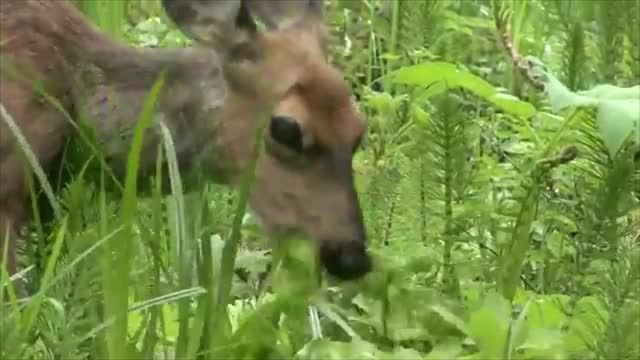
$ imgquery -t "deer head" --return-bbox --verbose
[161,0,372,280]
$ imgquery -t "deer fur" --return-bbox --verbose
[0,0,372,287]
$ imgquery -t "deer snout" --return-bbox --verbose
[319,240,372,280]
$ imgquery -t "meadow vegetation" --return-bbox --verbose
[1,0,639,359]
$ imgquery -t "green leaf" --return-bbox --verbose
[296,339,379,360]
[564,296,609,354]
[430,304,470,336]
[388,62,537,118]
[524,295,571,330]
[468,291,511,359]
[424,340,464,360]
[517,328,566,359]
[296,339,422,360]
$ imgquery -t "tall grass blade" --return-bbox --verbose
[158,121,193,358]
[0,103,62,220]
[102,70,167,359]
[210,111,271,353]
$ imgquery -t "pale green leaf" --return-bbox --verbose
[527,56,639,155]
[596,99,640,156]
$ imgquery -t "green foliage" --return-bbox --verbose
[2,0,639,359]
[389,62,537,118]
[74,0,127,40]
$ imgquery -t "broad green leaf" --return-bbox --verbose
[517,328,566,359]
[424,340,464,360]
[564,296,609,354]
[296,339,379,360]
[525,295,571,329]
[386,347,424,360]
[296,339,423,360]
[468,291,512,359]
[430,304,470,336]
[389,62,537,118]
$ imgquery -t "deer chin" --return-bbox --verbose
[246,206,308,241]
[245,207,265,228]
[247,208,284,235]
[247,205,372,281]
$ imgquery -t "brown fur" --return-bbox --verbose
[0,0,371,287]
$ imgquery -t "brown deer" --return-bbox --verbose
[0,0,372,289]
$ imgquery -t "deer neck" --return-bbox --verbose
[69,45,242,189]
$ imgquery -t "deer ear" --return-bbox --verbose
[161,0,325,66]
[161,1,324,47]
[161,0,257,49]
[243,0,324,29]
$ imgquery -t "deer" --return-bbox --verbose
[0,0,372,292]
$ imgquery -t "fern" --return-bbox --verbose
[594,1,627,83]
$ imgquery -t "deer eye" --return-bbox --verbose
[270,116,303,152]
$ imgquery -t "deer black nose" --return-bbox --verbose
[319,241,372,280]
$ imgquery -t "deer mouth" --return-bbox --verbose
[319,241,372,280]
[246,207,371,281]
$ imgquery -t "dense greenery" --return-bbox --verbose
[1,0,639,359]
